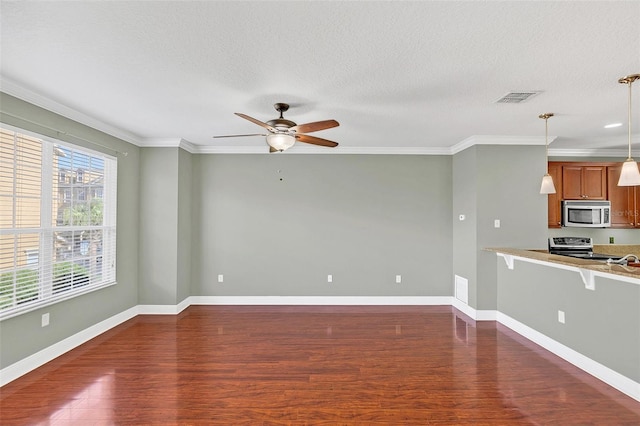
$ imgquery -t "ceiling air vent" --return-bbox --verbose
[495,91,542,104]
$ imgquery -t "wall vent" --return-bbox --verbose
[495,91,542,104]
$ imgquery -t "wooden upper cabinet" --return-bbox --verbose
[629,186,640,228]
[561,164,606,200]
[547,162,563,228]
[582,166,607,199]
[607,164,638,228]
[561,165,583,199]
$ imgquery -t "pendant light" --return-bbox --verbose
[539,113,556,194]
[617,74,640,186]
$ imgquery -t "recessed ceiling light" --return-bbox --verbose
[604,122,623,128]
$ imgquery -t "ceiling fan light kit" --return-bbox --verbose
[266,134,296,152]
[617,74,640,186]
[213,103,339,152]
[539,113,556,194]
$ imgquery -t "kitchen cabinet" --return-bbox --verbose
[547,162,563,228]
[607,164,640,228]
[561,164,607,200]
[547,161,622,228]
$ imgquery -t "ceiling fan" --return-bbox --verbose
[213,103,339,152]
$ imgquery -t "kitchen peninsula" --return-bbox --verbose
[487,246,640,402]
[488,246,640,280]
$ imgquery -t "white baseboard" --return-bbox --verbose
[0,306,138,387]
[497,312,640,402]
[188,295,453,306]
[451,298,497,321]
[137,297,191,315]
[3,296,638,403]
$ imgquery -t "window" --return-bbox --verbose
[0,127,117,320]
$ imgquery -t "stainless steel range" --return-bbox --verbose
[548,237,623,261]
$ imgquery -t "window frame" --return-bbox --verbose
[0,125,118,321]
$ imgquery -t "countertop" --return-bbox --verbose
[485,247,640,280]
[592,244,640,257]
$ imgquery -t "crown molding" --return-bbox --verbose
[450,135,554,155]
[195,145,269,154]
[138,138,183,148]
[3,77,630,157]
[548,148,630,157]
[190,144,452,155]
[0,76,142,145]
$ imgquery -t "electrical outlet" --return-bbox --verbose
[41,313,50,327]
[327,274,333,283]
[494,219,501,228]
[558,310,565,324]
[217,274,224,283]
[396,275,402,283]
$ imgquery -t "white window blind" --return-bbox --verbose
[0,127,117,320]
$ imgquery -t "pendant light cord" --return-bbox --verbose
[539,112,553,173]
[620,74,640,161]
[628,77,633,160]
[545,116,550,172]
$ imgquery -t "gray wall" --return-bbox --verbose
[453,145,548,310]
[497,258,640,382]
[0,93,140,369]
[548,227,640,245]
[139,147,179,304]
[177,149,192,303]
[138,147,193,305]
[452,147,479,305]
[192,154,453,297]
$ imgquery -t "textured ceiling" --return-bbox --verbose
[1,1,639,154]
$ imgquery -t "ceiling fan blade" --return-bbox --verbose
[235,113,276,132]
[212,133,266,139]
[290,119,339,133]
[295,134,339,148]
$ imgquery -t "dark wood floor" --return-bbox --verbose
[1,305,639,425]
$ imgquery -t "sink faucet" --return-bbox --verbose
[606,254,640,265]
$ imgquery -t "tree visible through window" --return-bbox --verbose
[0,127,117,319]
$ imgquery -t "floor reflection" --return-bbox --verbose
[42,372,115,425]
[0,306,638,424]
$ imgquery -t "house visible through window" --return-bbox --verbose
[24,249,39,266]
[0,126,117,320]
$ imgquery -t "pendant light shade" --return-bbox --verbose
[618,158,640,186]
[539,113,556,194]
[617,74,640,186]
[540,174,556,194]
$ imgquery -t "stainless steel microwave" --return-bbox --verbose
[562,200,611,227]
